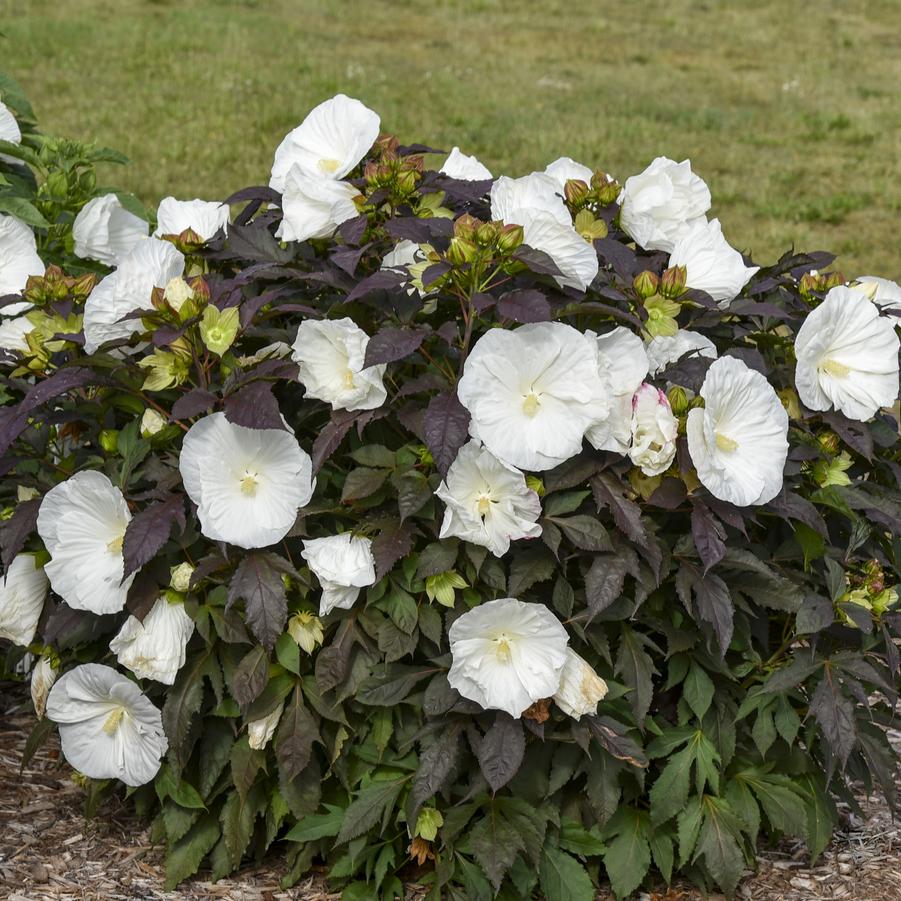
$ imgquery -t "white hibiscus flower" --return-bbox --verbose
[0,314,35,357]
[381,239,428,296]
[629,383,678,476]
[668,218,759,307]
[436,440,542,557]
[37,471,134,615]
[276,167,360,243]
[687,356,789,506]
[440,147,493,181]
[73,194,149,266]
[109,596,195,685]
[0,214,44,313]
[0,99,22,148]
[179,412,315,549]
[586,327,649,453]
[447,597,569,718]
[553,649,608,719]
[291,317,387,411]
[794,286,899,421]
[544,156,593,190]
[457,322,610,471]
[301,533,377,616]
[852,275,901,311]
[490,172,570,225]
[30,655,57,719]
[618,156,711,253]
[154,197,229,241]
[270,94,380,192]
[46,663,168,787]
[83,237,185,354]
[248,702,284,750]
[0,553,49,647]
[646,329,718,377]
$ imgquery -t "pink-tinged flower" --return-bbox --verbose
[629,383,678,476]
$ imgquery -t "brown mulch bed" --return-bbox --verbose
[1,684,899,900]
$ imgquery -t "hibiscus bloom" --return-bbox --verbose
[668,218,759,307]
[37,471,134,615]
[440,147,493,181]
[0,553,49,647]
[270,94,380,192]
[31,655,57,719]
[179,413,315,549]
[795,286,900,421]
[0,99,21,148]
[301,533,377,616]
[83,237,184,353]
[553,649,608,719]
[629,383,678,476]
[0,214,44,312]
[0,314,35,355]
[490,172,570,225]
[154,197,229,241]
[544,156,593,190]
[381,239,429,296]
[46,663,168,786]
[687,356,788,506]
[852,275,901,312]
[457,322,610,471]
[645,329,717,377]
[447,598,569,718]
[291,317,387,411]
[618,156,711,253]
[109,596,195,685]
[276,167,360,243]
[73,194,149,266]
[586,327,649,453]
[436,440,542,557]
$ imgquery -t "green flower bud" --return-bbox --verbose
[497,223,525,253]
[633,270,660,300]
[140,408,168,438]
[99,429,119,454]
[446,236,478,266]
[476,222,499,247]
[564,178,591,207]
[666,385,689,415]
[822,270,845,291]
[659,265,687,300]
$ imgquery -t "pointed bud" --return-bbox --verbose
[397,169,418,194]
[633,270,660,300]
[666,385,689,415]
[446,236,477,266]
[564,178,590,207]
[822,271,845,291]
[659,265,687,299]
[817,431,840,455]
[71,272,98,299]
[798,272,820,299]
[497,223,524,253]
[476,222,499,247]
[453,214,481,240]
[99,429,119,454]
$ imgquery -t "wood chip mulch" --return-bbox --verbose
[1,684,899,901]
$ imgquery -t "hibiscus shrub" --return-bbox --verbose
[2,82,900,900]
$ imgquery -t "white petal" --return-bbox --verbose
[516,208,599,291]
[543,156,593,190]
[0,214,44,301]
[553,649,607,719]
[645,330,717,376]
[73,194,149,266]
[276,170,360,243]
[490,172,570,226]
[154,197,229,241]
[0,554,49,646]
[440,147,492,181]
[0,315,35,354]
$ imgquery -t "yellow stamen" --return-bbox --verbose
[343,369,356,389]
[107,534,124,554]
[240,472,259,496]
[476,495,492,517]
[102,707,125,735]
[522,393,541,417]
[495,636,512,662]
[319,158,341,174]
[715,432,739,452]
[820,358,851,378]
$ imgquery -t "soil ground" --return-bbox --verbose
[1,686,899,901]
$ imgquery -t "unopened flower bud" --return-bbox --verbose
[659,265,687,299]
[446,236,477,266]
[777,387,802,420]
[71,272,97,299]
[453,214,480,240]
[396,169,418,194]
[17,485,40,502]
[170,562,195,592]
[164,276,194,312]
[476,222,499,247]
[666,385,689,415]
[817,431,840,455]
[564,178,590,207]
[99,429,119,454]
[30,656,57,719]
[247,702,283,750]
[497,223,524,252]
[822,271,845,291]
[633,270,660,300]
[798,272,820,299]
[288,611,325,654]
[140,408,168,438]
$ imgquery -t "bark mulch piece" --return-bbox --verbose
[1,684,899,900]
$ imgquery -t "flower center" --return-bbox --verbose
[319,158,341,174]
[820,358,850,378]
[522,392,541,417]
[715,431,739,452]
[342,368,356,390]
[102,707,127,735]
[494,634,513,662]
[240,470,260,496]
[476,493,493,517]
[107,534,124,554]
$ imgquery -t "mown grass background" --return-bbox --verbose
[2,0,900,276]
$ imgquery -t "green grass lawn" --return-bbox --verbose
[3,0,900,276]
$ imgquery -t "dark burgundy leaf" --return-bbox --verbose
[768,490,828,537]
[171,388,217,421]
[594,237,637,280]
[224,186,282,207]
[822,412,874,461]
[691,502,726,573]
[585,554,628,619]
[422,391,470,477]
[230,645,270,710]
[385,216,454,243]
[363,326,430,368]
[227,552,294,650]
[331,244,368,275]
[409,723,462,820]
[125,569,163,622]
[315,618,357,693]
[496,289,552,323]
[809,671,856,769]
[344,269,407,303]
[43,604,117,649]
[338,215,367,246]
[591,472,648,547]
[224,381,286,431]
[276,684,320,782]
[477,714,525,792]
[122,495,186,580]
[512,245,563,278]
[371,520,416,580]
[311,410,359,472]
[647,478,687,510]
[585,715,648,768]
[0,497,40,566]
[225,222,293,264]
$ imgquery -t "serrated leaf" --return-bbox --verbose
[422,391,470,477]
[496,289,552,323]
[410,724,462,820]
[228,552,293,650]
[602,809,651,898]
[162,650,210,772]
[695,797,745,896]
[507,548,556,596]
[336,777,405,844]
[363,325,430,367]
[550,514,612,552]
[230,645,269,710]
[809,671,856,768]
[470,802,525,892]
[585,554,628,618]
[122,494,185,579]
[478,713,525,792]
[164,812,220,890]
[614,626,656,726]
[224,381,285,431]
[220,784,267,869]
[276,684,319,782]
[539,846,595,901]
[341,466,390,502]
[684,662,715,720]
[649,744,693,826]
